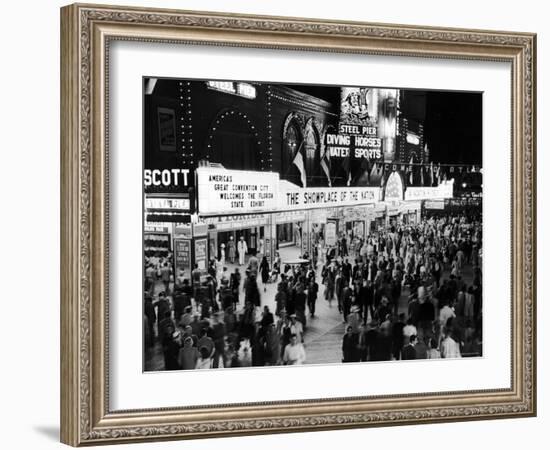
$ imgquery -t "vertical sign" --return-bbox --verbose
[157,107,177,152]
[325,219,338,247]
[174,239,191,277]
[194,238,207,270]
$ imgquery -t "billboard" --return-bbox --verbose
[340,87,379,127]
[324,87,398,177]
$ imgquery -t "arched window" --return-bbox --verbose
[304,124,321,186]
[207,111,260,171]
[282,121,302,185]
[384,171,404,201]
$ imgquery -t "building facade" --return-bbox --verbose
[143,79,455,277]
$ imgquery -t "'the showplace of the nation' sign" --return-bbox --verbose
[279,182,381,211]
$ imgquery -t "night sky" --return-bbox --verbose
[423,91,482,165]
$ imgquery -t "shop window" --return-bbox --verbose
[277,223,294,244]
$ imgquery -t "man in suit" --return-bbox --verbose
[341,285,353,322]
[238,236,248,266]
[359,278,374,323]
[414,335,429,359]
[342,326,359,362]
[260,305,274,335]
[402,334,418,360]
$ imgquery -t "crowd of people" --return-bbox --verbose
[334,214,483,362]
[143,213,483,371]
[144,248,317,369]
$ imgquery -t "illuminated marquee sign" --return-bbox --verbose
[206,81,256,99]
[424,200,446,210]
[280,182,381,211]
[197,167,278,215]
[197,168,383,216]
[325,87,398,162]
[145,197,190,210]
[405,180,454,201]
[325,127,382,160]
[144,169,190,187]
[144,224,171,233]
[203,214,269,230]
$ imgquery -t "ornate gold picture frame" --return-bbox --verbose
[60,3,536,446]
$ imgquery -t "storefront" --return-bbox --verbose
[341,206,370,239]
[276,223,293,245]
[275,211,306,247]
[173,223,208,275]
[400,201,422,224]
[143,79,460,284]
[144,223,172,258]
[370,203,387,231]
[424,196,481,217]
[142,216,209,280]
[309,209,328,244]
[203,214,269,259]
[386,202,401,227]
[144,166,454,277]
[194,166,385,261]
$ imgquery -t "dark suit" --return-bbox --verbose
[402,344,417,360]
[359,285,374,320]
[414,341,428,359]
[342,333,359,362]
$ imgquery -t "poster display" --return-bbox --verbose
[174,239,191,276]
[194,238,208,270]
[325,219,338,247]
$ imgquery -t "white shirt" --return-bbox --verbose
[403,324,417,338]
[439,306,456,326]
[238,240,248,253]
[283,343,306,365]
[441,337,462,359]
[195,357,212,370]
[290,321,304,342]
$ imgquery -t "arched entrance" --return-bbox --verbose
[205,109,261,171]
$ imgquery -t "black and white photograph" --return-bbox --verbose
[143,78,483,372]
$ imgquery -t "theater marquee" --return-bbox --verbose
[196,167,278,215]
[279,182,381,211]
